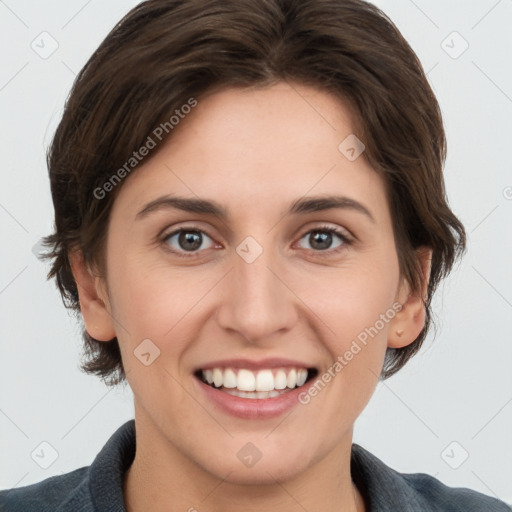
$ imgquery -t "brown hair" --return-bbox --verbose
[41,0,466,386]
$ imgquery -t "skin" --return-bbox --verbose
[70,81,431,512]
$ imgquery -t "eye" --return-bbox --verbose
[161,224,352,259]
[162,226,216,257]
[296,225,351,254]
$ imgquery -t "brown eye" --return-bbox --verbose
[162,227,215,256]
[296,226,351,253]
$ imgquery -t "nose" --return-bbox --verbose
[215,242,299,344]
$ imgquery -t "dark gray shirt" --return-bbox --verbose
[1,420,509,511]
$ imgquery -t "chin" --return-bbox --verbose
[195,445,314,485]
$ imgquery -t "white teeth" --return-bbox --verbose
[287,368,297,388]
[200,366,310,393]
[274,370,288,389]
[297,369,307,387]
[223,368,237,388]
[255,369,274,391]
[223,389,286,399]
[237,369,256,391]
[213,368,223,388]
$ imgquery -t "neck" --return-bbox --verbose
[123,415,366,512]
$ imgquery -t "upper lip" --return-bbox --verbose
[194,358,317,372]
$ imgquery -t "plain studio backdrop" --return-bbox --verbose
[1,0,511,505]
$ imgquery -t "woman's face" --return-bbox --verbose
[90,82,418,482]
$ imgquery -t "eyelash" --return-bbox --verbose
[160,224,353,259]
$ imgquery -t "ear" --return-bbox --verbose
[387,247,432,349]
[68,249,116,342]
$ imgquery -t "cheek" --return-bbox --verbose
[298,253,399,353]
[107,254,212,354]
[300,274,398,431]
[298,254,400,418]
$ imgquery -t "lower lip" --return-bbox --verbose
[195,377,308,419]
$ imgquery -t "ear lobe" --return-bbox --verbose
[387,247,432,349]
[68,249,116,342]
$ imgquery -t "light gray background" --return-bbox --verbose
[1,0,511,505]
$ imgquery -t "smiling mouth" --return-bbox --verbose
[195,366,318,399]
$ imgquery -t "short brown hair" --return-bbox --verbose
[41,0,466,386]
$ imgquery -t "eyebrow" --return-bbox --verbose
[135,194,375,223]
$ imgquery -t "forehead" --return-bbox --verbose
[112,82,389,225]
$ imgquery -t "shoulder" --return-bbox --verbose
[0,420,136,512]
[0,467,91,512]
[401,471,511,511]
[351,443,511,511]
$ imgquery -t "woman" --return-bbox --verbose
[1,0,509,510]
